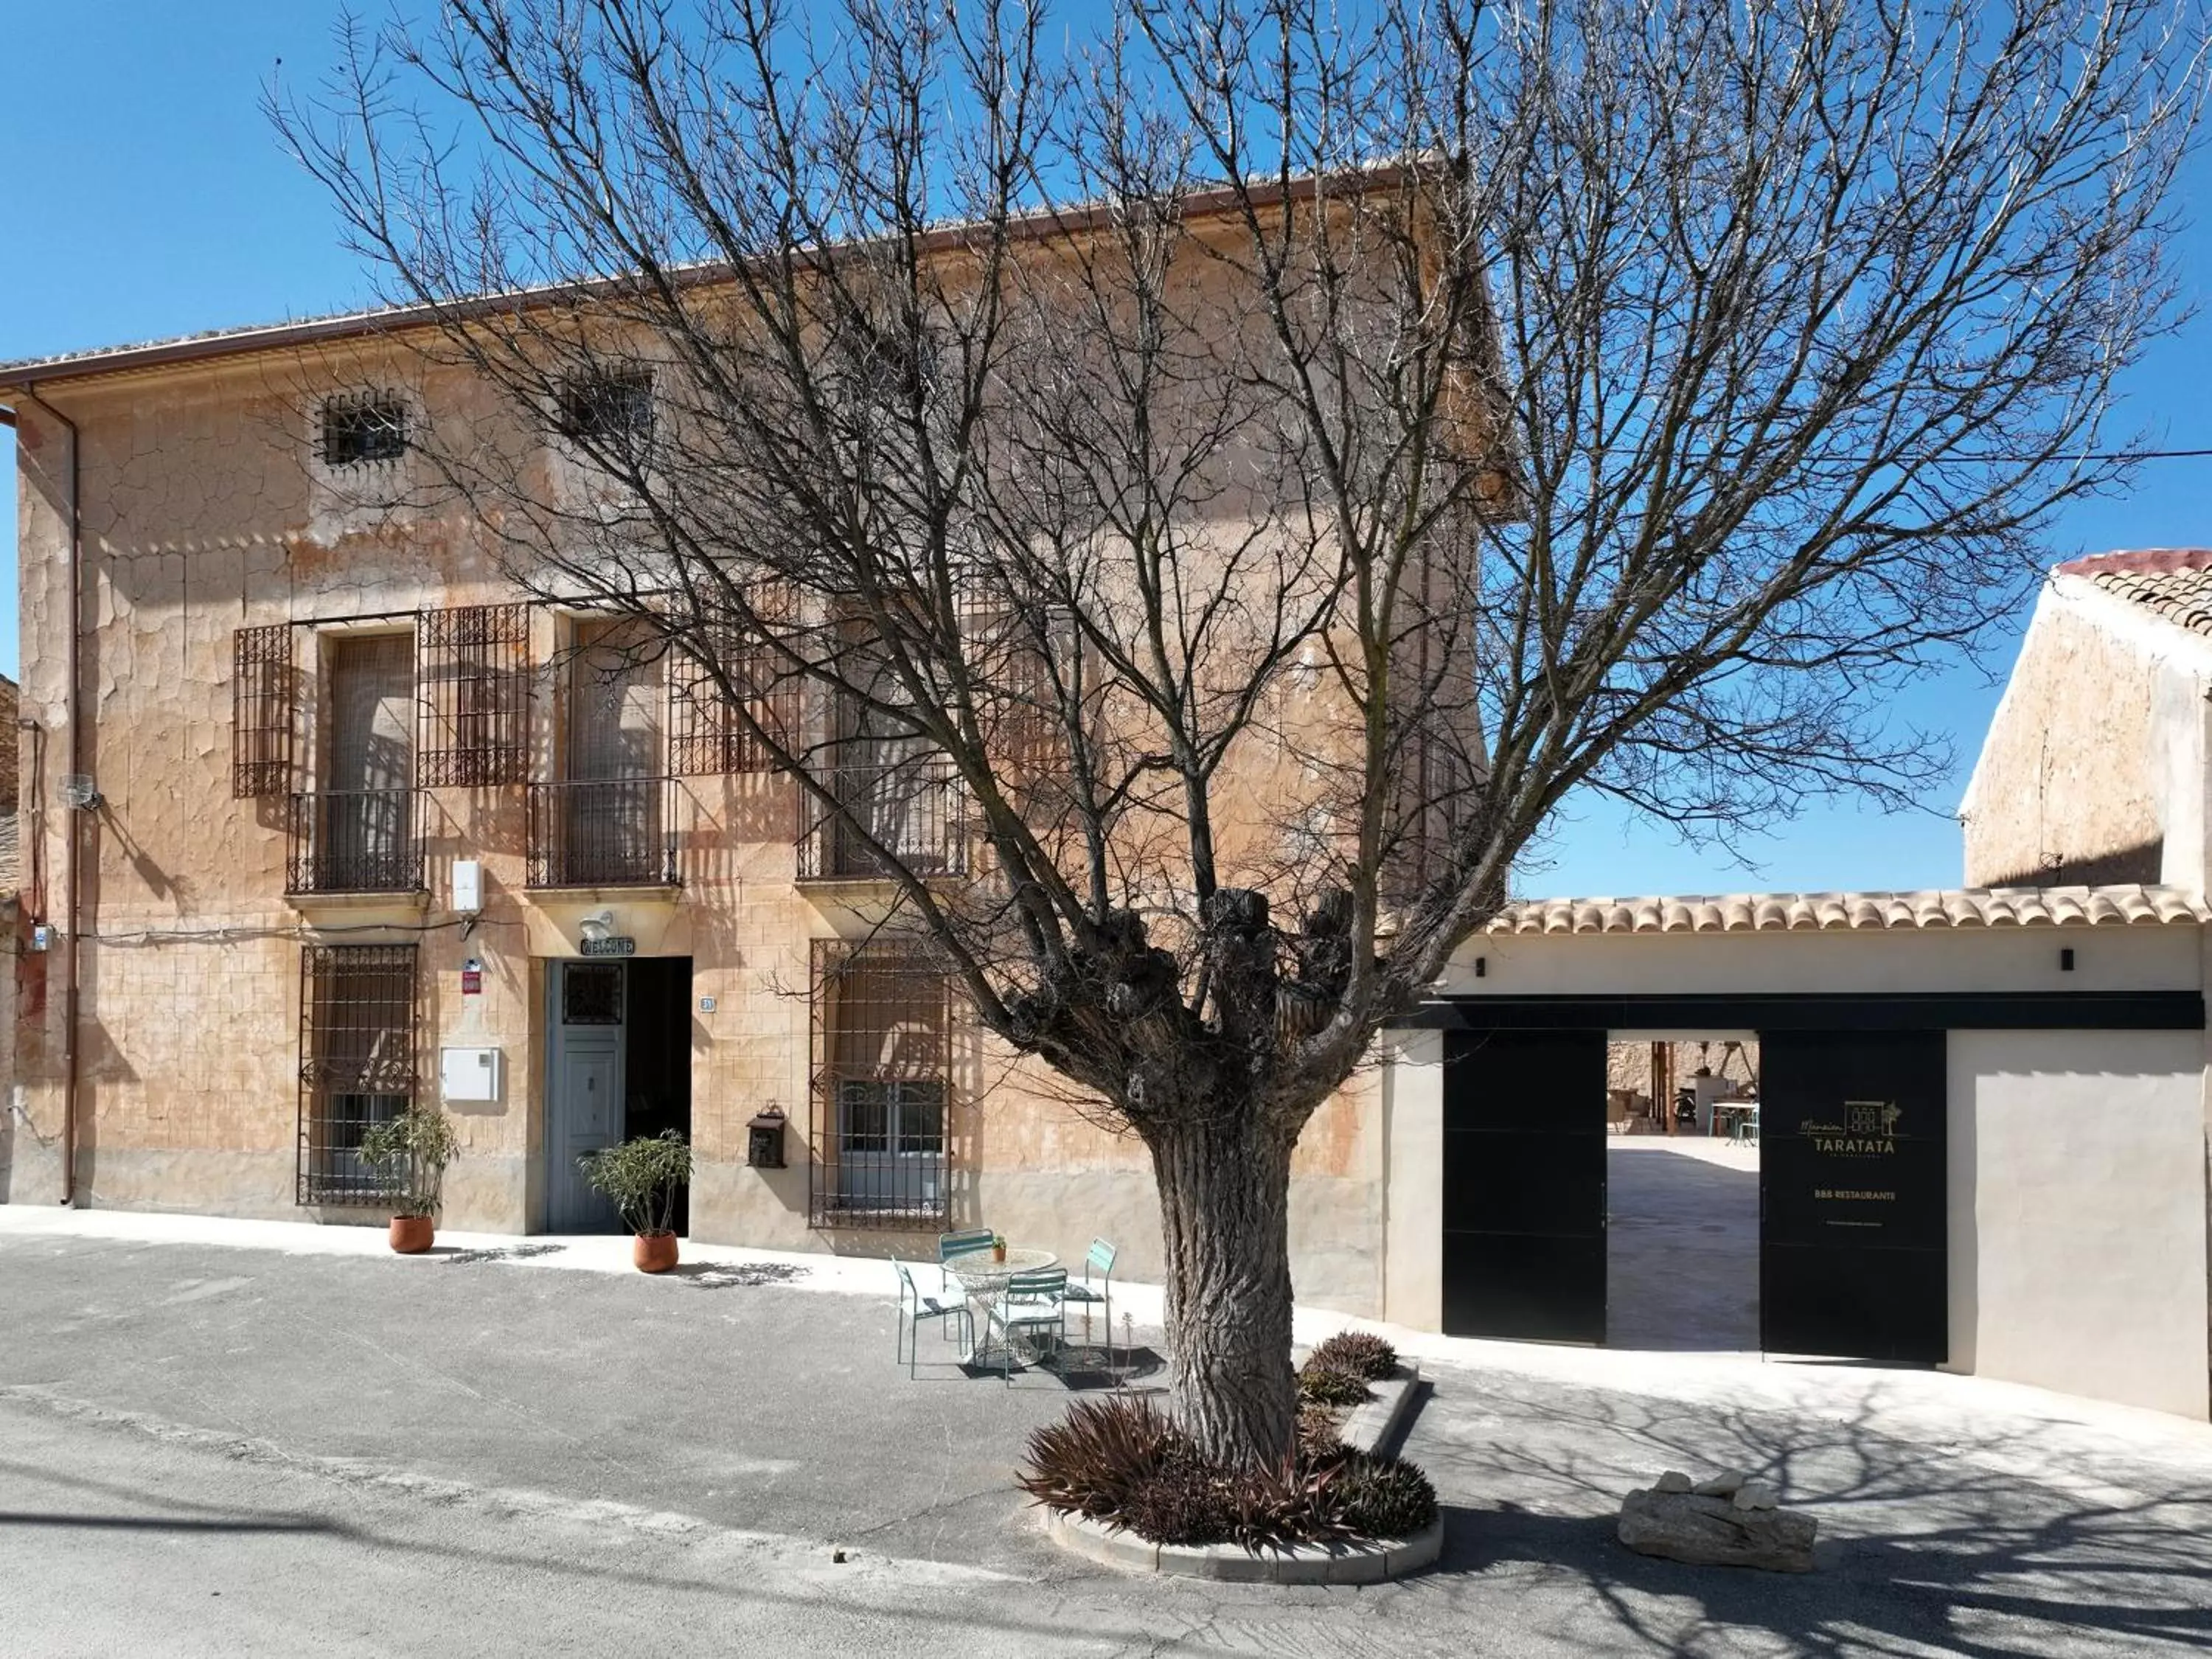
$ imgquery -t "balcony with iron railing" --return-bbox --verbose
[287,789,428,897]
[526,776,681,889]
[796,757,967,883]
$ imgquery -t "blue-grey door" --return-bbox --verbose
[546,961,626,1232]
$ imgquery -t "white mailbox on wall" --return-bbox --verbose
[440,1046,501,1103]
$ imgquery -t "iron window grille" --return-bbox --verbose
[808,937,953,1231]
[554,369,655,459]
[669,605,799,776]
[286,787,426,895]
[320,392,409,467]
[960,600,1081,772]
[298,943,418,1206]
[232,625,296,799]
[526,776,681,888]
[418,603,533,786]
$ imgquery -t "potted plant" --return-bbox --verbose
[579,1130,693,1272]
[358,1102,462,1254]
[992,1231,1007,1265]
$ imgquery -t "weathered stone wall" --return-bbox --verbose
[1961,591,2198,890]
[4,344,1392,1315]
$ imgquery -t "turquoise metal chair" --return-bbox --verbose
[987,1267,1067,1383]
[936,1227,997,1312]
[894,1260,973,1377]
[1060,1237,1116,1360]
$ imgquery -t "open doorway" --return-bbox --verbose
[543,956,695,1234]
[1604,1036,1761,1350]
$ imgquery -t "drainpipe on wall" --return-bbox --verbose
[2,391,86,1206]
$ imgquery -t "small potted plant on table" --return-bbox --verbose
[358,1102,462,1254]
[580,1130,694,1273]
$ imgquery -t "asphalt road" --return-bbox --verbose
[4,1224,2211,1657]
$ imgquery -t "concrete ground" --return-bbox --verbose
[4,1209,2212,1657]
[1607,1138,1761,1352]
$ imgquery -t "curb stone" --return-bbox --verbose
[1338,1363,1422,1456]
[1046,1509,1444,1584]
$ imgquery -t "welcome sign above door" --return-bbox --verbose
[580,935,637,959]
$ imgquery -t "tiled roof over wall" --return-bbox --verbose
[1485,885,2208,936]
[2054,547,2212,638]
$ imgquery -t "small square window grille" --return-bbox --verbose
[554,369,655,451]
[320,393,408,467]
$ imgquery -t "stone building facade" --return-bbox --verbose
[0,291,1413,1311]
[1961,549,2212,891]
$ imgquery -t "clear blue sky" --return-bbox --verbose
[2,4,2207,896]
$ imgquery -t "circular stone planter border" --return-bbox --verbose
[1046,1508,1444,1584]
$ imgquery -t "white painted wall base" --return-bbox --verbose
[1947,1029,2210,1419]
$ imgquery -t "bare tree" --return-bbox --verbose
[275,0,2204,1466]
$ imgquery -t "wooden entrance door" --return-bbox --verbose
[546,961,627,1232]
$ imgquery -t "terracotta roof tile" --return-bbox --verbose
[1484,884,2208,936]
[2053,548,2212,638]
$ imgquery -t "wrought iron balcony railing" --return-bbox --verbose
[796,757,967,882]
[527,776,681,888]
[287,789,427,896]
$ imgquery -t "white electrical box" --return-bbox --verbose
[440,1046,501,1103]
[452,859,484,914]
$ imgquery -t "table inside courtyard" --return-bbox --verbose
[945,1248,1058,1366]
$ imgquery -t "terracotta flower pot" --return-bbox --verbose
[389,1214,435,1254]
[992,1243,1006,1264]
[633,1231,679,1273]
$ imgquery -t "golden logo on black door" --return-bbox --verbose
[1804,1101,1900,1155]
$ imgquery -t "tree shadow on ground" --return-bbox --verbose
[1413,1378,2212,1657]
[664,1260,810,1290]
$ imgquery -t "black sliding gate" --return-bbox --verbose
[1759,1030,1948,1362]
[1440,1029,1608,1344]
[1438,1020,1950,1360]
[1430,990,2203,1362]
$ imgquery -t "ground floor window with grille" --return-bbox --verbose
[810,939,952,1228]
[298,944,418,1205]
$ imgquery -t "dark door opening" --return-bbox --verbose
[543,956,695,1234]
[624,956,695,1237]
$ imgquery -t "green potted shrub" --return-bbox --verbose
[579,1130,693,1273]
[358,1102,462,1254]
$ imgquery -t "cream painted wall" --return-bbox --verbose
[1380,1029,1444,1330]
[1946,1029,2208,1418]
[1450,925,2202,1000]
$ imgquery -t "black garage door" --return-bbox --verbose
[1759,1029,1948,1363]
[1440,1029,1607,1343]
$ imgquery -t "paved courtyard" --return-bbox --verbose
[3,1210,2211,1657]
[1607,1138,1761,1352]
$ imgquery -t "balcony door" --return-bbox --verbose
[828,618,948,877]
[323,633,416,891]
[563,619,664,884]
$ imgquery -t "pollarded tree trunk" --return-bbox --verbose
[1150,1107,1300,1470]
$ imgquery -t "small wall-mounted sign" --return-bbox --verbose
[580,934,636,959]
[461,957,484,996]
[698,995,717,1014]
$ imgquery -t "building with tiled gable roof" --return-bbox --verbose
[1961,548,2212,890]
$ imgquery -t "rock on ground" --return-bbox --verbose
[1617,1486,1818,1573]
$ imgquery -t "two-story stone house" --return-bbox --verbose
[0,253,1419,1314]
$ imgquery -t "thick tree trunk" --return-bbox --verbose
[1150,1110,1299,1469]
